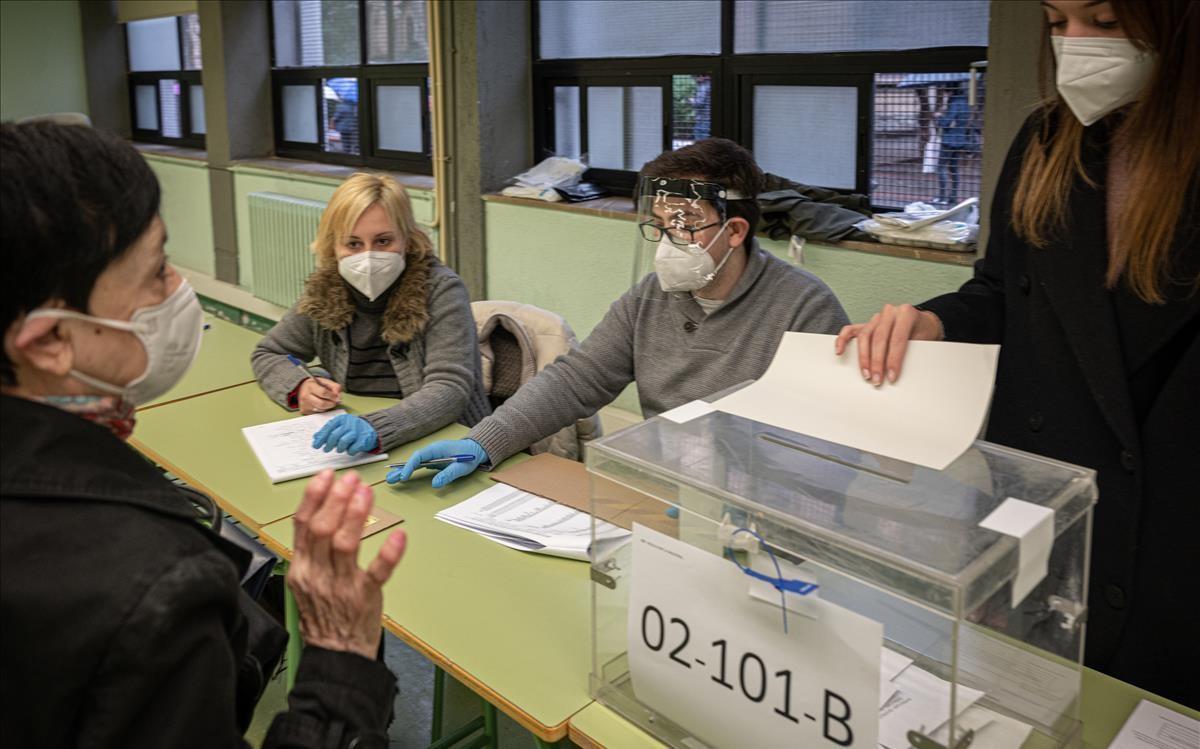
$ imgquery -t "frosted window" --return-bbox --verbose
[554,86,580,158]
[273,0,360,67]
[366,0,428,63]
[587,87,662,171]
[539,0,719,59]
[735,0,988,53]
[127,16,180,72]
[190,85,206,135]
[282,85,318,143]
[376,85,423,152]
[135,85,158,131]
[753,85,858,189]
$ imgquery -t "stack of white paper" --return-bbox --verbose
[242,409,389,483]
[436,483,631,561]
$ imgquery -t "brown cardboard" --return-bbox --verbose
[491,453,678,536]
[361,506,404,539]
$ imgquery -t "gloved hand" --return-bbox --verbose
[386,439,489,489]
[312,413,378,455]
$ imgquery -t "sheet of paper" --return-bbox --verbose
[659,399,716,424]
[710,332,999,470]
[1109,699,1200,749]
[978,497,1055,606]
[877,665,985,749]
[955,623,1079,731]
[628,523,882,749]
[241,409,389,483]
[435,483,629,561]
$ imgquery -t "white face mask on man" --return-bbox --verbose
[654,221,738,292]
[338,250,406,301]
[24,279,204,405]
[1051,36,1156,126]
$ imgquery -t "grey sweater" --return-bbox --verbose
[469,243,849,465]
[252,253,491,451]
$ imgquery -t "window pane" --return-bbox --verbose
[272,0,361,68]
[366,0,428,63]
[282,84,318,143]
[324,77,359,154]
[159,79,183,138]
[586,87,662,171]
[190,84,207,135]
[539,0,720,59]
[135,85,158,131]
[672,74,711,149]
[181,13,202,70]
[754,85,858,189]
[376,85,422,152]
[127,16,180,72]
[873,73,985,209]
[553,86,580,158]
[734,0,989,53]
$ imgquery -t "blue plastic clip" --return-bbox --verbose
[725,527,819,634]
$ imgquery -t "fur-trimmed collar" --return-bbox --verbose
[298,249,435,344]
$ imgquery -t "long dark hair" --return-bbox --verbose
[1011,0,1199,303]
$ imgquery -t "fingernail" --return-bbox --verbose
[887,369,897,383]
[862,369,871,380]
[871,374,882,387]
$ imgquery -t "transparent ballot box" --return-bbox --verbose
[587,407,1096,749]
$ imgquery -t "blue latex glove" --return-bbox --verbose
[386,439,489,488]
[311,413,378,455]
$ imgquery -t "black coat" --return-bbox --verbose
[0,395,398,747]
[921,115,1199,706]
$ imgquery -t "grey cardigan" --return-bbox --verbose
[251,250,491,451]
[468,241,849,465]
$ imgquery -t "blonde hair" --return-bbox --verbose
[311,173,432,267]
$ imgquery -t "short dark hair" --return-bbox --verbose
[0,122,160,385]
[637,138,765,235]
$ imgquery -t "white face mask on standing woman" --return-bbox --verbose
[338,250,406,301]
[24,279,205,405]
[1051,36,1156,126]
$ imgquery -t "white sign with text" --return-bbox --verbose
[628,524,883,749]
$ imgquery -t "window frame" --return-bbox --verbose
[530,0,986,206]
[268,0,433,175]
[125,15,205,148]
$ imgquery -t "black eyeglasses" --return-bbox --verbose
[638,220,723,247]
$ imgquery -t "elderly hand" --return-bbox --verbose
[286,470,406,660]
[298,376,342,414]
[833,303,944,386]
[312,413,378,455]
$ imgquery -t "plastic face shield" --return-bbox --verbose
[633,176,743,287]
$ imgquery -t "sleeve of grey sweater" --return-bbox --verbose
[361,274,481,451]
[468,291,638,466]
[787,270,850,333]
[250,307,318,409]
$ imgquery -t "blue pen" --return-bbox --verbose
[286,354,319,382]
[387,455,477,470]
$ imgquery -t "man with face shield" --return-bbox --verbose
[388,138,849,488]
[1,122,405,747]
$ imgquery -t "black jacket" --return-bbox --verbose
[921,114,1199,706]
[0,395,398,747]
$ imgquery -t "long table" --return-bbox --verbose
[256,454,595,745]
[139,315,262,409]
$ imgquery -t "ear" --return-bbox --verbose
[10,315,74,378]
[726,216,752,249]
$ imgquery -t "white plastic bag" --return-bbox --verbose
[922,131,942,174]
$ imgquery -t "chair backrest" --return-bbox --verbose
[471,300,602,461]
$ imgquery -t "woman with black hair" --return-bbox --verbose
[0,121,405,747]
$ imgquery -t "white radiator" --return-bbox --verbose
[247,191,325,308]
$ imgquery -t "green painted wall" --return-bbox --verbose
[145,155,215,275]
[0,0,89,121]
[483,201,973,413]
[230,167,435,293]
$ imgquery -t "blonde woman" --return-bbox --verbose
[252,173,490,454]
[836,0,1197,703]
